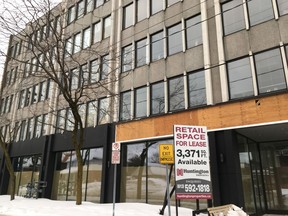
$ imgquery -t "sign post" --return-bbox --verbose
[111,142,121,216]
[159,144,174,216]
[173,125,212,200]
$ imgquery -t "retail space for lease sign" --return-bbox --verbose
[173,125,212,200]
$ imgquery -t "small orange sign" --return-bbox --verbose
[159,144,174,164]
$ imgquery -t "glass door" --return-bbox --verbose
[238,135,265,215]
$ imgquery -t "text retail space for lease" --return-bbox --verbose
[173,125,212,200]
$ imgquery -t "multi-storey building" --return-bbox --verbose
[0,0,288,215]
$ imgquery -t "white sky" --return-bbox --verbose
[0,195,193,216]
[0,0,61,84]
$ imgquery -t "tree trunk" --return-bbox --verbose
[0,141,16,200]
[75,147,83,205]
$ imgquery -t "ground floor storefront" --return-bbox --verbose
[0,95,288,215]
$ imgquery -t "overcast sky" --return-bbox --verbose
[0,0,61,84]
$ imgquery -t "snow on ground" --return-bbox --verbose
[0,195,192,216]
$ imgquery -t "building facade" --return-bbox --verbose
[0,0,288,215]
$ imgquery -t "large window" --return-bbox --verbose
[248,0,274,26]
[137,0,147,22]
[151,82,165,115]
[98,98,109,125]
[123,4,134,29]
[100,55,109,80]
[95,0,104,8]
[103,16,111,38]
[93,22,101,43]
[73,33,81,54]
[136,38,147,67]
[222,0,245,35]
[52,148,103,203]
[86,100,97,127]
[82,27,91,49]
[228,58,254,99]
[120,140,174,204]
[151,0,162,15]
[254,48,286,94]
[151,31,164,61]
[188,70,206,106]
[77,0,85,19]
[90,59,100,83]
[122,44,133,72]
[167,23,183,55]
[67,6,76,25]
[278,0,288,16]
[186,15,202,48]
[120,91,131,121]
[168,76,184,111]
[135,87,147,118]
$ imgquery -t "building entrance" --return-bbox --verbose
[237,132,288,215]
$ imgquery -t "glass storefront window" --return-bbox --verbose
[52,148,103,203]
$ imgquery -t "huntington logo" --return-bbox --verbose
[177,168,184,176]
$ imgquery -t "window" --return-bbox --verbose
[32,84,39,104]
[80,63,89,86]
[120,91,131,121]
[248,0,274,26]
[137,0,147,22]
[24,61,31,77]
[254,48,286,94]
[151,31,164,61]
[167,23,183,55]
[186,15,202,48]
[18,90,25,109]
[27,118,34,140]
[169,76,184,111]
[83,27,91,49]
[227,58,254,99]
[25,87,32,107]
[101,55,109,79]
[87,0,94,13]
[95,0,104,8]
[188,70,206,106]
[123,4,134,29]
[136,38,147,67]
[56,109,66,133]
[103,16,111,38]
[86,101,97,127]
[39,81,48,101]
[66,108,74,131]
[122,44,133,72]
[34,115,43,138]
[167,0,180,6]
[93,22,101,43]
[278,0,288,16]
[90,59,100,83]
[151,82,165,115]
[65,37,73,58]
[71,68,79,90]
[31,57,37,75]
[98,98,109,125]
[135,87,147,118]
[151,0,162,15]
[222,0,245,35]
[73,33,81,54]
[67,6,76,24]
[19,120,27,141]
[42,114,49,136]
[77,0,85,19]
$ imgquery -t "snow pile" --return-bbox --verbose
[0,196,192,216]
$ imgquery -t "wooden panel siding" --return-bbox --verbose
[116,93,288,141]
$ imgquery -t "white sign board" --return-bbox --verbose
[111,142,121,164]
[174,125,212,199]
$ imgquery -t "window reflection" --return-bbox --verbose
[52,148,103,203]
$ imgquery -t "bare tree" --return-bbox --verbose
[0,0,128,205]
